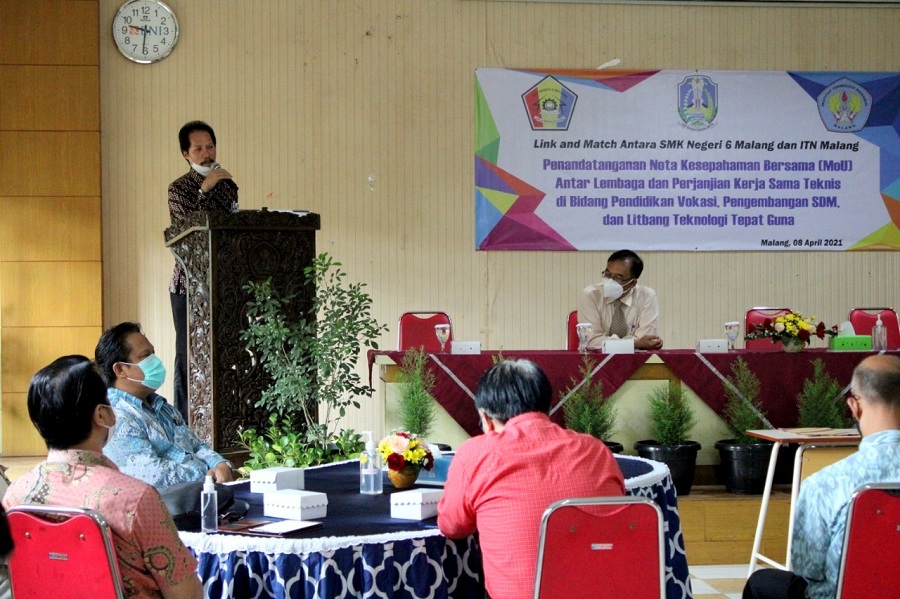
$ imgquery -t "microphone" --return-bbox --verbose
[211,162,222,170]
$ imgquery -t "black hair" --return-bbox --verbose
[475,359,552,423]
[95,322,142,386]
[28,355,107,450]
[607,249,644,279]
[178,120,217,153]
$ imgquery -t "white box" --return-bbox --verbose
[450,340,481,355]
[390,489,444,520]
[250,467,305,494]
[602,338,635,354]
[264,489,328,520]
[696,339,729,353]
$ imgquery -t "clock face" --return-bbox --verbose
[112,0,179,64]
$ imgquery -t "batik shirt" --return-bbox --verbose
[167,168,238,294]
[791,429,900,599]
[2,449,198,598]
[104,387,228,489]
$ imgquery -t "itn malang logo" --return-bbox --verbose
[678,74,718,131]
[522,76,577,131]
[817,78,872,133]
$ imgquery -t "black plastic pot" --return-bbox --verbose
[715,439,774,494]
[604,441,624,454]
[634,440,701,496]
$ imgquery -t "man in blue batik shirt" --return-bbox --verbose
[95,322,235,488]
[744,354,900,599]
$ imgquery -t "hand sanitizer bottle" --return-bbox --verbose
[872,315,887,351]
[360,431,383,495]
[201,475,218,533]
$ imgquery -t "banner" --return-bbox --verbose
[474,69,900,251]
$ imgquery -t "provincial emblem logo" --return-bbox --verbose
[678,74,718,131]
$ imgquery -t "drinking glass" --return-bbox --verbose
[724,321,741,351]
[434,324,451,353]
[576,323,593,353]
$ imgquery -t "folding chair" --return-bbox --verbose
[397,311,452,353]
[836,483,900,598]
[745,307,792,350]
[7,505,126,599]
[848,307,900,349]
[566,310,579,351]
[534,496,664,599]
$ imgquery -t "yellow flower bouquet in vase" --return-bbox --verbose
[745,312,837,352]
[377,431,435,489]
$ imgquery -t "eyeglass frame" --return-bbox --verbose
[602,269,635,286]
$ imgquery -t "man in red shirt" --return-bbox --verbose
[438,359,626,599]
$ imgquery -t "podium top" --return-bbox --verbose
[165,209,320,245]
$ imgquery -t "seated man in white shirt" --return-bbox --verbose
[578,249,663,351]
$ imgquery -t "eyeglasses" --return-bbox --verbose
[602,269,634,285]
[847,391,861,404]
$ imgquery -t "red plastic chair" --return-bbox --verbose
[397,311,452,353]
[848,307,900,350]
[534,496,664,599]
[835,483,900,598]
[566,310,580,351]
[745,307,792,350]
[7,505,126,599]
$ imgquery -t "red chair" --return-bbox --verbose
[848,307,900,349]
[397,311,452,353]
[835,483,900,598]
[566,310,579,351]
[745,307,792,350]
[534,496,664,599]
[7,505,126,599]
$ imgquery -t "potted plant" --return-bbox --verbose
[797,358,850,429]
[237,253,388,471]
[635,383,700,496]
[561,356,621,453]
[715,357,772,494]
[396,347,438,439]
[746,311,837,352]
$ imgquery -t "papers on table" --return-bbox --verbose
[778,427,860,438]
[246,520,322,535]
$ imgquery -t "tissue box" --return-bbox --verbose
[390,489,444,520]
[829,335,873,351]
[264,489,328,520]
[450,341,481,355]
[417,455,453,486]
[696,339,728,353]
[250,467,305,494]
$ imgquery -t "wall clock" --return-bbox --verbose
[112,0,179,64]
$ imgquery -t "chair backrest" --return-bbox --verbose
[7,505,126,599]
[566,310,580,351]
[534,496,664,599]
[836,483,900,598]
[745,307,792,350]
[848,307,900,349]
[397,311,452,352]
[796,443,858,484]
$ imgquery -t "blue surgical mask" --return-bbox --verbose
[124,354,166,391]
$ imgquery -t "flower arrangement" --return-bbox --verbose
[377,431,435,472]
[745,312,837,346]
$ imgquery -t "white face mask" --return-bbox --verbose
[190,162,213,177]
[99,405,117,446]
[602,277,625,300]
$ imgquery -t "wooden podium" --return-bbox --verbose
[165,209,320,457]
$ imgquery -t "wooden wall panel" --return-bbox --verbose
[0,66,100,130]
[0,0,98,65]
[0,263,101,327]
[0,198,101,261]
[1,392,44,455]
[0,326,102,392]
[0,132,100,196]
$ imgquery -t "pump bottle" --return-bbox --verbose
[360,431,383,494]
[201,475,218,533]
[872,315,887,351]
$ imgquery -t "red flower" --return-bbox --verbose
[798,328,811,342]
[386,453,406,471]
[815,321,827,339]
[395,432,410,439]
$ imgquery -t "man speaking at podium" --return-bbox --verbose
[168,120,239,421]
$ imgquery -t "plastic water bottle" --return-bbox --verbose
[201,475,218,533]
[360,431,383,495]
[872,316,887,351]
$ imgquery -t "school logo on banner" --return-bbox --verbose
[817,78,872,132]
[677,74,718,131]
[521,76,577,131]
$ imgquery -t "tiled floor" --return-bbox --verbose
[690,564,748,599]
[4,454,753,597]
